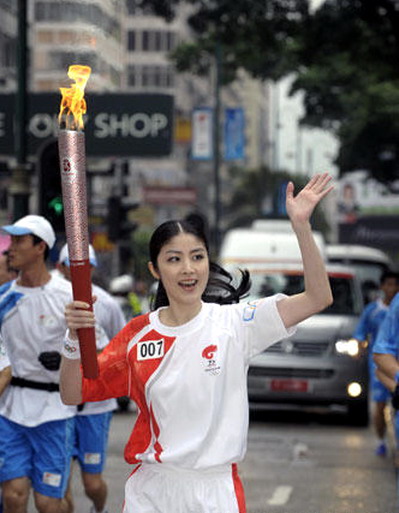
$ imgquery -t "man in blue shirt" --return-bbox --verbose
[353,271,399,456]
[374,279,399,466]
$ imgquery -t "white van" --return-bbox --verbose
[326,244,392,285]
[219,220,326,271]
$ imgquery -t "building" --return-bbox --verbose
[30,0,123,92]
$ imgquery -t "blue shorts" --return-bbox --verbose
[74,412,112,474]
[371,379,390,403]
[370,361,390,403]
[0,416,74,498]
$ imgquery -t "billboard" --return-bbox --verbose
[337,170,399,251]
[0,93,174,157]
[191,107,213,160]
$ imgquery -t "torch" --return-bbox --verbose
[58,65,98,379]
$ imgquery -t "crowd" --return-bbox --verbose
[2,171,399,512]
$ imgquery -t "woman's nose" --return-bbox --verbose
[182,258,194,272]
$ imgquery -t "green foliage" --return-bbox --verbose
[146,0,399,183]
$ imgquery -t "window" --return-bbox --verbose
[140,30,177,52]
[127,65,137,87]
[34,2,120,39]
[142,30,150,51]
[127,30,135,51]
[37,30,54,44]
[49,50,98,71]
[166,31,176,51]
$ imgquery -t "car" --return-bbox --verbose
[246,264,369,425]
[326,244,392,302]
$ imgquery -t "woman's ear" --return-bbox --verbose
[148,261,160,280]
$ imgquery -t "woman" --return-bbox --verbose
[60,173,333,513]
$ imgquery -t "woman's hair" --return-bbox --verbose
[149,214,251,310]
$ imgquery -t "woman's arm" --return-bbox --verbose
[277,173,334,328]
[60,300,95,405]
[374,353,399,386]
[0,366,11,397]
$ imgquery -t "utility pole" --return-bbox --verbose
[11,0,30,220]
[213,42,222,255]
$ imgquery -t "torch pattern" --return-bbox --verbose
[58,130,90,262]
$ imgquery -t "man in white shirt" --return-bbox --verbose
[57,243,125,513]
[0,215,75,513]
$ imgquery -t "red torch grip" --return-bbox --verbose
[69,259,98,379]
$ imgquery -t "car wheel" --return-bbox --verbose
[347,400,369,426]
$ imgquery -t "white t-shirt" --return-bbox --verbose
[82,295,295,469]
[0,337,10,372]
[0,275,76,427]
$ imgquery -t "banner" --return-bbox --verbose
[224,107,245,161]
[0,93,174,157]
[191,108,213,160]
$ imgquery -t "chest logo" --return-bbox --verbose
[137,339,165,361]
[202,344,221,376]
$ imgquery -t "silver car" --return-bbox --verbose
[247,265,369,425]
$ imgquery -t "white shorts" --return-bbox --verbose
[123,463,246,513]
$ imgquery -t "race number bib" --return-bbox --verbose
[137,339,165,361]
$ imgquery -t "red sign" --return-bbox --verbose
[270,379,309,393]
[143,186,197,205]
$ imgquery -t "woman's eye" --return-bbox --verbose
[193,254,205,260]
[167,256,179,262]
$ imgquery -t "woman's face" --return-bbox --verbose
[149,232,209,308]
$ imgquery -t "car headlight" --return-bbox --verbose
[335,338,367,357]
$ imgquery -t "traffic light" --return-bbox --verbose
[38,140,65,233]
[107,195,138,242]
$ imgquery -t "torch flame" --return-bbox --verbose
[59,65,91,131]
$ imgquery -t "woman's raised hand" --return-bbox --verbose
[286,173,333,228]
[64,301,95,340]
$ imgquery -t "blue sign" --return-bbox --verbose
[224,108,245,161]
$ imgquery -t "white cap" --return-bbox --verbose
[58,243,97,267]
[1,215,56,249]
[109,274,134,294]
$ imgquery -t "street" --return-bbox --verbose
[28,406,398,513]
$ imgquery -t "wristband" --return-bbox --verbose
[61,331,81,360]
[395,371,399,384]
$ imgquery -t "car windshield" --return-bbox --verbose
[247,272,362,315]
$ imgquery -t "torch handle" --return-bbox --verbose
[69,260,99,379]
[58,129,98,379]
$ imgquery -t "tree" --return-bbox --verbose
[143,0,399,184]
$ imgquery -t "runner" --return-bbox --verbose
[60,174,334,513]
[57,243,125,513]
[352,271,399,456]
[0,215,75,513]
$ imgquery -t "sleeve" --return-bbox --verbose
[230,294,297,361]
[352,303,373,341]
[373,298,399,357]
[106,298,127,338]
[82,318,136,402]
[0,337,10,372]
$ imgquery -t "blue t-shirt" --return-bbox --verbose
[353,299,388,352]
[373,293,399,357]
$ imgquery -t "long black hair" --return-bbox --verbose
[149,214,251,310]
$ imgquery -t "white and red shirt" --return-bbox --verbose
[79,283,126,416]
[82,295,295,469]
